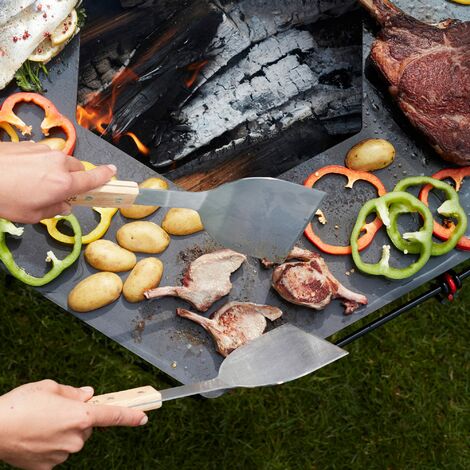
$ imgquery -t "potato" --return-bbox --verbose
[345,139,395,171]
[68,272,123,313]
[38,137,66,151]
[120,177,169,219]
[85,240,137,272]
[123,258,164,303]
[161,208,204,236]
[116,221,170,254]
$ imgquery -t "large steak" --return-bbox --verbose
[359,0,470,165]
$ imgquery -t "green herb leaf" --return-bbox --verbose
[77,6,87,29]
[14,61,49,93]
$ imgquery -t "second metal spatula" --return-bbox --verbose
[90,325,347,410]
[70,177,325,262]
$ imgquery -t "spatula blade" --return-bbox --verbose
[200,178,325,262]
[218,324,348,388]
[158,325,348,402]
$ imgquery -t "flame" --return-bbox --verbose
[185,59,208,88]
[76,104,112,135]
[122,132,150,156]
[76,68,150,156]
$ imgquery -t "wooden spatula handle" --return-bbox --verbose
[89,386,162,411]
[68,180,139,208]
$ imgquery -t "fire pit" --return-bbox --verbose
[0,0,468,389]
[77,0,363,189]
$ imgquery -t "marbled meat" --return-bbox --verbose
[359,0,470,165]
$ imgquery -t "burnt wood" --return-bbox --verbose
[78,0,362,188]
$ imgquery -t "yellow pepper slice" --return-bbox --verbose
[0,122,20,142]
[41,162,118,244]
[449,0,470,4]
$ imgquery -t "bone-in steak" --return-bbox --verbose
[359,0,470,165]
[263,247,368,315]
[176,302,282,356]
[144,249,246,311]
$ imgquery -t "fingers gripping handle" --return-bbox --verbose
[69,181,140,208]
[89,386,163,411]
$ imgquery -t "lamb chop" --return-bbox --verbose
[359,0,470,165]
[144,249,246,312]
[176,302,283,356]
[263,247,367,315]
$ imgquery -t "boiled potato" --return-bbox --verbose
[345,139,395,171]
[38,137,66,151]
[68,272,123,313]
[162,208,204,236]
[123,258,164,303]
[116,221,170,254]
[85,240,137,272]
[120,177,169,219]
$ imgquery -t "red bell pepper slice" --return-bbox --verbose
[419,167,470,251]
[0,92,76,155]
[304,165,387,255]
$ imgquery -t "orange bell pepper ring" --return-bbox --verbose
[419,167,470,251]
[0,92,76,155]
[304,165,387,255]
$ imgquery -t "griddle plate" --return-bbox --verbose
[2,1,469,386]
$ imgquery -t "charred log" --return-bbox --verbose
[78,0,362,185]
[150,23,362,167]
[78,0,196,104]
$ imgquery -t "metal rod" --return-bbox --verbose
[335,266,470,348]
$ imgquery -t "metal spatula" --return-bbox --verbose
[90,325,347,410]
[71,177,325,262]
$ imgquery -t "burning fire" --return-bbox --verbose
[76,104,111,135]
[185,59,209,88]
[77,58,209,156]
[76,68,150,156]
[120,132,150,156]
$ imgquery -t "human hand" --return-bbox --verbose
[0,380,148,470]
[0,142,116,223]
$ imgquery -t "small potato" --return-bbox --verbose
[85,240,137,272]
[120,177,169,219]
[116,221,170,254]
[68,272,123,313]
[38,137,66,151]
[162,208,204,236]
[345,139,395,171]
[123,258,164,303]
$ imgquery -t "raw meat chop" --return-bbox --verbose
[263,247,367,315]
[144,249,246,312]
[176,302,283,357]
[359,0,470,165]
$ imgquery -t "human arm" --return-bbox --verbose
[0,379,148,470]
[0,142,116,224]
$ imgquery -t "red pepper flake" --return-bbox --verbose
[12,36,19,43]
[43,13,48,19]
[44,32,51,39]
[22,31,31,40]
[37,3,43,11]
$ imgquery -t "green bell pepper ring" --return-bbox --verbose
[389,177,467,256]
[0,215,82,287]
[351,192,434,280]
